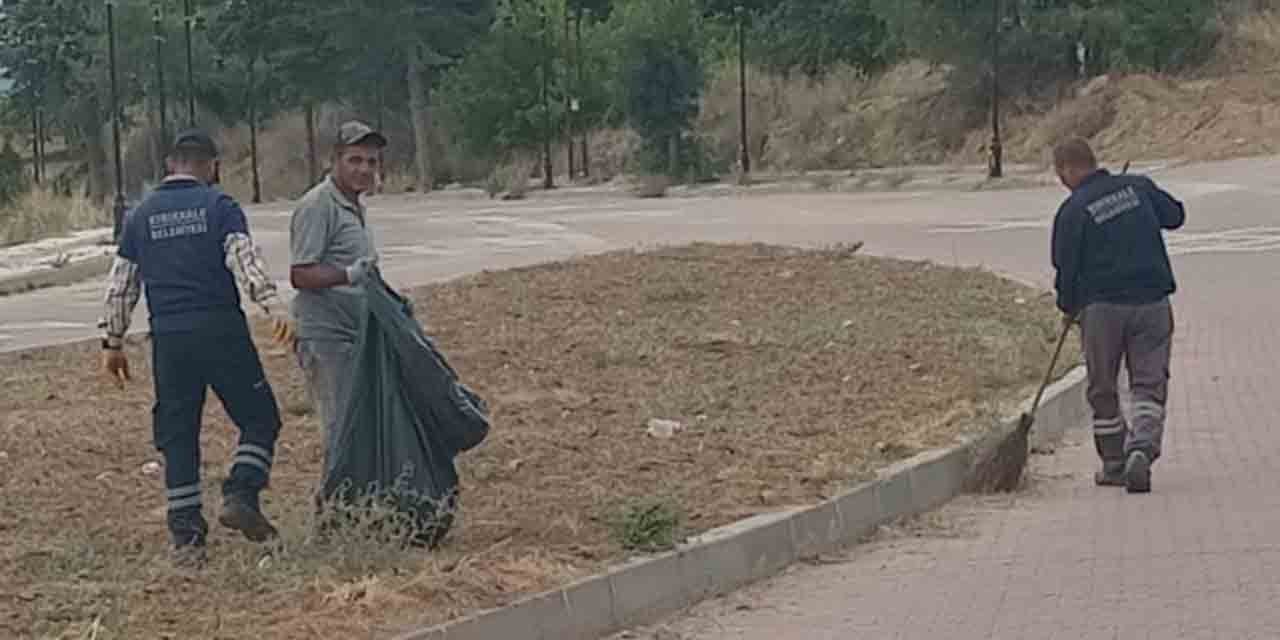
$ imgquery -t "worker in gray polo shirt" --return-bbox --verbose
[279,121,387,493]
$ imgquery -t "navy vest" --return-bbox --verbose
[118,179,249,336]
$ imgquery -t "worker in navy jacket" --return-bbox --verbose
[1050,137,1185,494]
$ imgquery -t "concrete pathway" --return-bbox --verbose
[3,155,1280,637]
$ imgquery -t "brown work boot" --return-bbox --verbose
[218,494,279,543]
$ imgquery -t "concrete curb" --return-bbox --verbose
[387,365,1090,640]
[0,252,114,296]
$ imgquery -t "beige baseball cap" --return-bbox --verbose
[336,120,388,148]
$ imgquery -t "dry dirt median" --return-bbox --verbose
[0,242,1077,640]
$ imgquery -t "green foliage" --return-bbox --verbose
[440,0,617,164]
[1109,0,1219,72]
[607,497,683,552]
[0,139,29,207]
[439,0,560,157]
[752,0,894,77]
[612,0,706,176]
[0,0,1236,195]
[878,0,1221,81]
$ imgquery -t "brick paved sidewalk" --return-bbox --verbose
[631,252,1280,639]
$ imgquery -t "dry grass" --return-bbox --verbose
[484,153,538,200]
[1,243,1072,639]
[958,68,1280,166]
[696,61,976,173]
[0,188,107,247]
[952,10,1280,167]
[630,174,672,198]
[1210,8,1280,75]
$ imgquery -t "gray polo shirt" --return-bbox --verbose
[289,177,377,342]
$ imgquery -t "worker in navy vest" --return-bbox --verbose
[1050,138,1184,494]
[100,130,291,567]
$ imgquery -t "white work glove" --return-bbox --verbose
[345,256,377,286]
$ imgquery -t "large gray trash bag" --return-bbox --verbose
[321,269,491,547]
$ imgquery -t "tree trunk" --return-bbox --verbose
[248,57,261,204]
[151,95,165,183]
[406,44,434,193]
[667,133,679,178]
[30,104,40,186]
[80,97,111,205]
[36,109,46,186]
[305,102,318,186]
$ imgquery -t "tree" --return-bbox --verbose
[268,1,346,187]
[0,1,104,198]
[0,0,185,201]
[0,137,28,206]
[1111,0,1217,72]
[439,0,558,160]
[753,0,892,77]
[324,0,496,192]
[208,0,295,202]
[612,0,706,177]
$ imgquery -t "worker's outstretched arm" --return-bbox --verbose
[220,198,287,317]
[102,256,142,347]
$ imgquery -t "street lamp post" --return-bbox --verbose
[24,37,42,186]
[248,55,261,204]
[736,5,750,176]
[184,0,196,126]
[577,8,589,179]
[37,106,45,183]
[154,5,168,146]
[107,0,127,243]
[29,87,40,186]
[988,0,1003,179]
[564,10,575,181]
[541,9,554,189]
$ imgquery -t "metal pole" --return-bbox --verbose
[541,10,554,189]
[108,1,127,242]
[184,0,196,126]
[377,72,387,187]
[30,91,40,185]
[577,7,589,179]
[737,6,750,175]
[37,107,45,184]
[564,10,575,181]
[988,0,1003,179]
[154,5,168,144]
[248,56,261,204]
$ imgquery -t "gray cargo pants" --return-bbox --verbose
[1079,298,1174,466]
[296,339,356,485]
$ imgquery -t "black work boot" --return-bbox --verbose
[218,492,279,543]
[1124,449,1152,494]
[168,509,209,569]
[1094,460,1126,487]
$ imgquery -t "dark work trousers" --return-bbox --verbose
[151,329,282,535]
[1079,298,1174,466]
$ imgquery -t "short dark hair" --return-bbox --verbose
[1053,137,1097,171]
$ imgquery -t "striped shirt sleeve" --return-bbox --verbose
[102,256,142,340]
[224,232,284,314]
